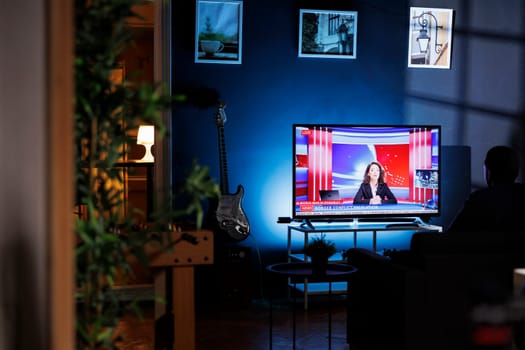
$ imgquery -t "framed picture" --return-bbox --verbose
[195,0,243,64]
[408,7,454,69]
[298,9,358,59]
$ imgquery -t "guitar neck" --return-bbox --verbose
[217,125,230,195]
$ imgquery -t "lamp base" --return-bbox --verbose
[137,144,154,163]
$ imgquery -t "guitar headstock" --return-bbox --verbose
[215,100,227,127]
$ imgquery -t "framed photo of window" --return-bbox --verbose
[298,9,358,59]
[408,7,454,69]
[195,0,243,64]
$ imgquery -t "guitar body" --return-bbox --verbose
[213,101,250,242]
[216,184,250,241]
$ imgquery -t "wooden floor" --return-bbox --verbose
[117,295,349,350]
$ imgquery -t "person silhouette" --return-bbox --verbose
[448,145,525,232]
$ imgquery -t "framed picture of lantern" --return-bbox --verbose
[408,7,454,69]
[195,0,243,64]
[298,9,358,59]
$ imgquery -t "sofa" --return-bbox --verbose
[345,231,525,350]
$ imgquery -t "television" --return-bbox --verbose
[293,124,441,223]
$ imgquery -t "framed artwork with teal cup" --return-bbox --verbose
[195,0,243,64]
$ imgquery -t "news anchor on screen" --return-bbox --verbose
[353,161,397,205]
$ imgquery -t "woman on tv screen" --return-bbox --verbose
[353,161,398,205]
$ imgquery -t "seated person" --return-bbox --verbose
[353,161,397,205]
[344,146,525,350]
[448,145,525,233]
[350,146,525,264]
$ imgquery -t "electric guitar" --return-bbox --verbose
[214,101,250,241]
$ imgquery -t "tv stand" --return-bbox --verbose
[385,222,419,229]
[287,219,442,309]
[290,218,439,257]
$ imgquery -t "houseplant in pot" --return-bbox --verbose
[74,0,219,349]
[303,234,337,274]
[74,0,172,347]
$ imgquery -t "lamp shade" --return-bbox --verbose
[137,125,154,162]
[137,125,155,145]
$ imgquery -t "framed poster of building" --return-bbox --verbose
[299,9,358,59]
[408,7,454,69]
[195,0,243,64]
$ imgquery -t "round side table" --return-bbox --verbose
[266,262,357,350]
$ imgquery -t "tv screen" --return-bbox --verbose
[293,124,441,221]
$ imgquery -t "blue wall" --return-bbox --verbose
[170,1,525,267]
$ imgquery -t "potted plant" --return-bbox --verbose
[154,159,220,230]
[303,234,337,271]
[74,1,219,349]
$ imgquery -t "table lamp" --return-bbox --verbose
[137,125,155,162]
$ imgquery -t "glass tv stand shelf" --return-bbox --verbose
[287,219,442,308]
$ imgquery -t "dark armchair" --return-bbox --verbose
[345,231,525,350]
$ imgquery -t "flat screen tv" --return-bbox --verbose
[293,124,441,222]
